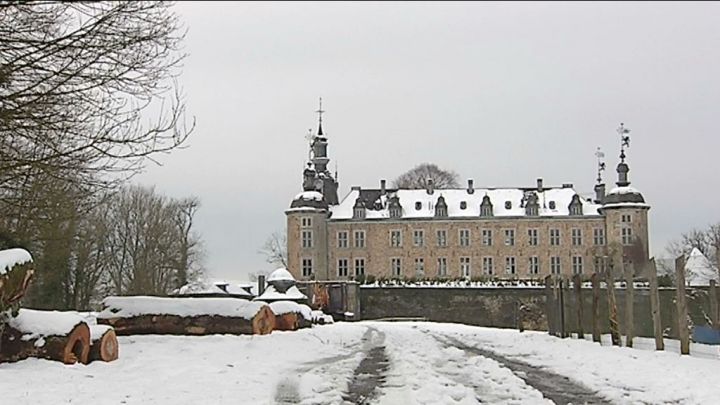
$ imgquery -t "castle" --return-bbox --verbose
[285,105,650,282]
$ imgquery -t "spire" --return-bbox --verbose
[316,97,325,136]
[616,123,631,187]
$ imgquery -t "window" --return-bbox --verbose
[594,256,607,273]
[391,258,402,277]
[593,228,605,245]
[504,229,515,246]
[572,256,583,275]
[353,207,365,219]
[390,230,402,247]
[505,256,516,275]
[389,205,402,218]
[413,229,424,247]
[354,258,365,276]
[301,217,312,228]
[301,230,313,248]
[528,228,538,246]
[549,201,556,210]
[550,256,561,275]
[415,258,425,277]
[354,230,366,248]
[337,231,348,248]
[415,201,422,210]
[528,256,539,275]
[461,257,471,278]
[460,201,467,210]
[505,200,512,209]
[436,229,447,247]
[482,229,492,246]
[569,203,583,216]
[622,214,632,223]
[337,258,348,277]
[459,229,470,247]
[549,228,560,246]
[437,257,448,277]
[571,228,582,246]
[622,227,633,245]
[302,258,313,277]
[482,256,494,275]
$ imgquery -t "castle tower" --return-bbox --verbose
[599,124,650,276]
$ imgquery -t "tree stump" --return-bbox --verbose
[87,325,119,363]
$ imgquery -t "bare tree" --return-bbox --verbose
[0,2,194,200]
[259,231,287,268]
[392,163,460,189]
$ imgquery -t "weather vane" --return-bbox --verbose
[595,147,606,184]
[315,97,325,136]
[618,123,631,163]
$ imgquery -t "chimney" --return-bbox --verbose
[594,183,606,204]
[380,179,386,195]
[351,185,361,192]
[257,274,266,296]
[426,178,434,195]
[467,179,474,194]
[536,178,543,192]
[562,183,573,189]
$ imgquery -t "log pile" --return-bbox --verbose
[97,296,276,336]
[268,301,312,331]
[0,309,90,365]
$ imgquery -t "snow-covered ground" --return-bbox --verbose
[1,321,718,404]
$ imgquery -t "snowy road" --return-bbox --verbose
[1,321,719,404]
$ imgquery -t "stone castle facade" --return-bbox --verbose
[285,112,650,282]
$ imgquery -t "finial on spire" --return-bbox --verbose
[316,97,325,136]
[618,123,631,163]
[595,146,606,185]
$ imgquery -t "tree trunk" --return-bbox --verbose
[87,325,119,363]
[98,306,275,336]
[647,258,664,350]
[0,322,90,364]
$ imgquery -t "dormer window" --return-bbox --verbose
[460,201,467,210]
[353,198,365,219]
[435,196,448,217]
[480,195,493,217]
[568,194,583,216]
[525,192,539,216]
[388,196,402,218]
[415,201,422,211]
[505,201,512,210]
[549,200,556,210]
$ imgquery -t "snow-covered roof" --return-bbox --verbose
[175,280,254,298]
[685,248,719,287]
[602,185,648,208]
[267,268,295,282]
[254,285,307,302]
[97,296,268,320]
[331,187,602,220]
[294,191,324,201]
[0,248,32,275]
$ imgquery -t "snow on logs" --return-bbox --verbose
[268,301,312,331]
[97,296,276,336]
[0,309,90,365]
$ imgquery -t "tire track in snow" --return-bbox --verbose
[430,332,612,405]
[341,327,388,404]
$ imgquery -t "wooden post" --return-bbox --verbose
[710,280,719,329]
[647,258,664,350]
[606,265,621,346]
[624,260,634,348]
[558,278,566,338]
[591,272,601,343]
[544,275,556,335]
[573,274,584,339]
[675,255,690,355]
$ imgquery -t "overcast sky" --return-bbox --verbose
[135,2,720,281]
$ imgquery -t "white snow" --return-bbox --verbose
[268,301,312,320]
[2,321,719,404]
[97,296,267,320]
[294,191,324,201]
[175,280,254,297]
[606,185,642,195]
[685,247,719,286]
[331,187,602,220]
[9,309,85,340]
[90,324,114,341]
[267,267,295,282]
[0,248,32,275]
[254,285,307,301]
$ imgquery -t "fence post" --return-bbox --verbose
[573,274,584,339]
[675,255,690,355]
[545,275,557,335]
[648,258,664,350]
[591,272,601,343]
[710,280,719,329]
[624,260,634,348]
[558,278,566,338]
[606,265,621,346]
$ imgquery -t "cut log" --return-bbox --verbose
[268,301,312,331]
[97,296,275,336]
[87,325,118,363]
[1,311,89,365]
